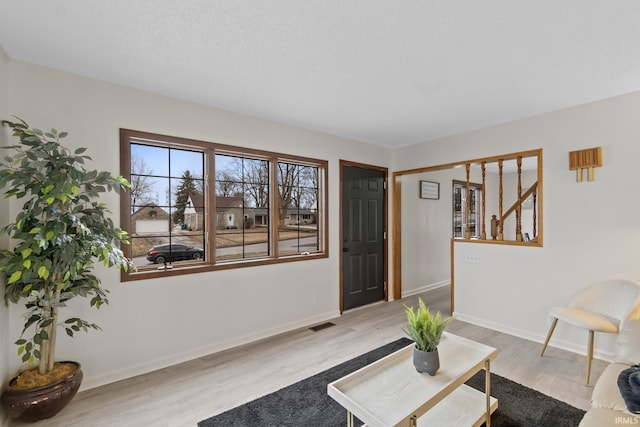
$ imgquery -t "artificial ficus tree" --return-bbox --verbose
[0,118,134,375]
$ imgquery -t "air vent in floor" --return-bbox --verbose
[309,322,336,332]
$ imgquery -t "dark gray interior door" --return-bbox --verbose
[342,165,385,310]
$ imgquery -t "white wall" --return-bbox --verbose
[0,44,10,382]
[0,45,10,426]
[400,168,464,296]
[394,91,640,360]
[4,61,392,390]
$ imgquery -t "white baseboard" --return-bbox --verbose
[81,309,341,391]
[452,311,616,362]
[402,280,450,298]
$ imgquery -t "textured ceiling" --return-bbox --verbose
[1,1,640,148]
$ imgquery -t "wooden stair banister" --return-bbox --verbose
[457,152,540,243]
[501,182,538,222]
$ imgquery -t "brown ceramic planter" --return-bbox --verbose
[1,362,83,423]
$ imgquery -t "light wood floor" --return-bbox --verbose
[6,286,605,426]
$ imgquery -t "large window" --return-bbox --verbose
[120,129,328,280]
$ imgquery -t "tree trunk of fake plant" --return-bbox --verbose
[38,289,59,375]
[47,301,58,373]
[38,316,51,375]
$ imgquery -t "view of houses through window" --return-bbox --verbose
[121,130,326,279]
[129,143,206,269]
[277,161,319,256]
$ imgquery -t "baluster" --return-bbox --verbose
[516,156,522,241]
[533,189,537,238]
[490,215,498,240]
[481,162,486,239]
[498,159,503,240]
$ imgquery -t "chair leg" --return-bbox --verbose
[540,318,558,356]
[586,330,594,385]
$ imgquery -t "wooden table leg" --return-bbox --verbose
[347,411,354,427]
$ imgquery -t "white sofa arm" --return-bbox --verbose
[615,319,640,365]
[591,363,632,412]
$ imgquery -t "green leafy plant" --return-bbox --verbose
[0,118,134,377]
[404,297,454,352]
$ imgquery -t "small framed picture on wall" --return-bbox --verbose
[420,180,440,200]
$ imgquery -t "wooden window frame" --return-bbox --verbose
[119,129,329,281]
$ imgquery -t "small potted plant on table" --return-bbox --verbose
[404,297,454,375]
[0,118,134,422]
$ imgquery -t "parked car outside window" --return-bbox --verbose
[146,244,204,264]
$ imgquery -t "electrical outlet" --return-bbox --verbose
[465,255,479,264]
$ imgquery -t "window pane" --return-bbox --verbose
[129,142,206,271]
[171,149,204,178]
[134,236,206,272]
[132,144,169,176]
[131,235,170,271]
[214,154,270,262]
[452,181,481,239]
[172,174,205,227]
[277,163,319,256]
[131,176,170,212]
[453,186,462,238]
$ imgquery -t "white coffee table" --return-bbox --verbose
[327,332,498,427]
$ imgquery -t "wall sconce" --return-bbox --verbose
[569,147,602,182]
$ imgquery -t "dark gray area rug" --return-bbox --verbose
[198,338,585,427]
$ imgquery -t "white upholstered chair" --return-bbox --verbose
[540,278,640,385]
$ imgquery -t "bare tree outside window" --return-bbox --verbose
[278,162,319,255]
[130,155,155,210]
[296,166,318,209]
[222,156,269,207]
[215,169,242,197]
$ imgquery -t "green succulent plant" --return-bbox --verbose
[404,297,454,352]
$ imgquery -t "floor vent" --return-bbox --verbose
[309,322,336,332]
